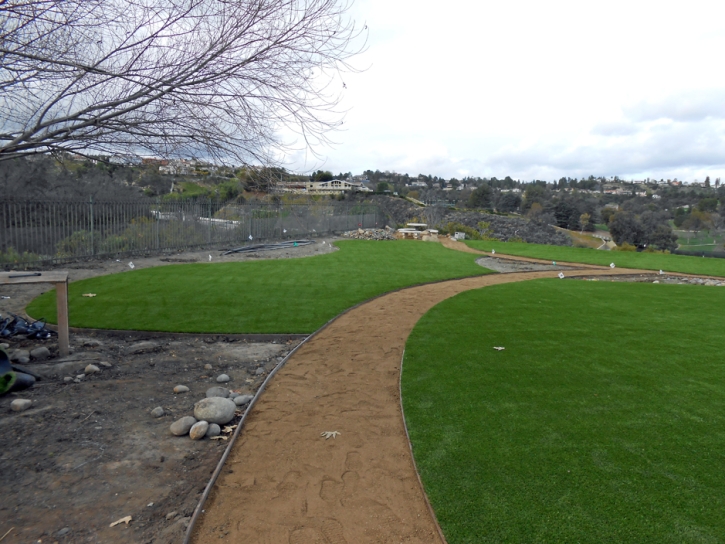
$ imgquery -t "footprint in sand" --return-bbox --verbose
[289,527,326,544]
[321,518,348,543]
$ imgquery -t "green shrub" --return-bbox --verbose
[0,246,41,264]
[614,242,637,251]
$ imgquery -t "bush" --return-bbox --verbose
[614,242,637,252]
[0,246,40,265]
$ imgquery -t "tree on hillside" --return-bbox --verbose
[468,184,492,209]
[312,170,334,181]
[0,0,364,163]
[609,211,645,246]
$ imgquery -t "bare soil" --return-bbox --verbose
[0,241,337,544]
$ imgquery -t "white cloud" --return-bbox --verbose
[282,0,725,181]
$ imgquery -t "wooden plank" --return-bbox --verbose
[0,271,70,356]
[0,271,68,285]
[55,281,70,357]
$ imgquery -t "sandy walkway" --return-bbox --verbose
[191,257,653,543]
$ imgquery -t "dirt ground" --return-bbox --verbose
[0,240,337,544]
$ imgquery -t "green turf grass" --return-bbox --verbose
[27,240,492,333]
[465,240,725,277]
[402,279,725,543]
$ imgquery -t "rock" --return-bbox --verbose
[165,511,178,521]
[127,341,160,355]
[234,394,253,406]
[75,374,85,380]
[173,385,189,394]
[10,399,32,412]
[194,397,236,425]
[9,349,29,362]
[151,406,165,418]
[16,356,30,364]
[63,376,73,383]
[255,367,265,375]
[204,364,213,370]
[228,392,240,399]
[30,347,51,360]
[205,386,229,398]
[82,339,103,347]
[99,361,112,368]
[0,343,8,349]
[57,527,71,537]
[205,423,221,438]
[216,374,230,383]
[170,416,197,436]
[189,421,209,440]
[84,364,100,374]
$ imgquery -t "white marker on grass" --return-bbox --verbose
[558,272,565,279]
[610,263,615,268]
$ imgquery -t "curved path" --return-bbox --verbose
[192,252,654,543]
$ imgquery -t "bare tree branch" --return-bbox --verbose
[0,0,365,164]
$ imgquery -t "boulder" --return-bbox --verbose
[194,397,236,425]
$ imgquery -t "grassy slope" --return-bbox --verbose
[466,240,725,277]
[27,240,491,333]
[403,280,725,543]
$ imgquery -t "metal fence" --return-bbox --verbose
[0,199,382,268]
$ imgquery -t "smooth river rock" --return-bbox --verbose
[30,347,51,360]
[150,406,165,418]
[216,374,230,383]
[170,416,197,436]
[173,385,189,394]
[194,397,236,425]
[233,394,254,406]
[189,421,209,440]
[10,399,32,412]
[205,386,229,398]
[205,423,221,438]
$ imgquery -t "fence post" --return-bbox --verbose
[89,196,94,255]
[155,197,161,250]
[208,199,212,244]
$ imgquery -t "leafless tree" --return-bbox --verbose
[0,0,363,163]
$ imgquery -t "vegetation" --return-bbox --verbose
[464,239,725,277]
[403,280,725,543]
[27,240,493,333]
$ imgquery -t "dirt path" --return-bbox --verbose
[192,265,653,543]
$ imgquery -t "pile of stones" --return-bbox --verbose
[342,227,396,240]
[164,381,254,441]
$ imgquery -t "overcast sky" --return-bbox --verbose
[285,0,725,182]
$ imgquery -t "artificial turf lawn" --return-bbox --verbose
[465,239,725,277]
[402,279,725,543]
[27,240,492,334]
